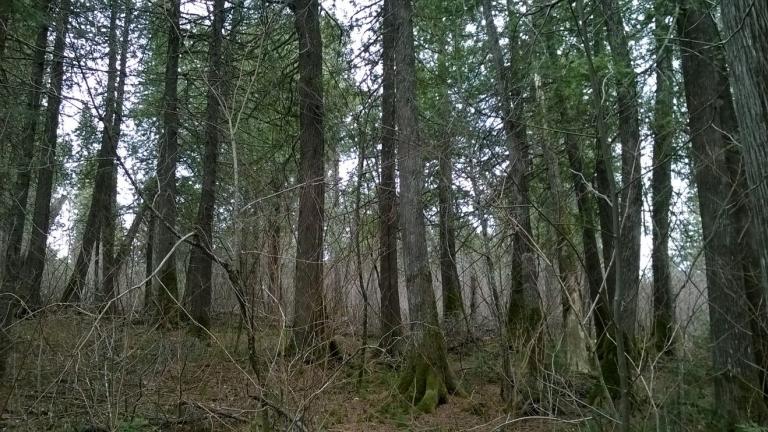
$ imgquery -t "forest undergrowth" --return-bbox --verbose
[0,311,749,432]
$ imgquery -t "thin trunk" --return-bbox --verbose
[438,147,465,339]
[564,130,618,395]
[571,0,626,407]
[21,0,72,307]
[677,0,767,424]
[153,0,181,324]
[143,213,155,314]
[354,123,368,381]
[266,178,282,316]
[291,0,327,352]
[650,2,675,355]
[185,0,225,336]
[394,0,459,413]
[62,0,121,303]
[377,0,402,355]
[101,3,133,307]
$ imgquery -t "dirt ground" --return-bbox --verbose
[0,313,589,431]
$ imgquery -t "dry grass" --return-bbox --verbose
[0,312,591,431]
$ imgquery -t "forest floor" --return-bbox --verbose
[0,312,689,431]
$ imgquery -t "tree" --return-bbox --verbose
[677,0,767,424]
[0,0,50,304]
[153,0,181,324]
[393,0,459,413]
[184,0,226,336]
[650,0,675,355]
[291,0,327,353]
[480,0,542,410]
[21,0,72,308]
[61,0,125,303]
[377,0,402,355]
[720,0,768,400]
[599,0,642,341]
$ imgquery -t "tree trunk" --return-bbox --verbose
[650,1,675,356]
[480,0,542,411]
[720,0,768,400]
[394,0,459,413]
[564,131,619,390]
[100,3,133,309]
[266,178,283,316]
[21,0,72,307]
[62,0,121,303]
[437,146,465,341]
[377,0,402,355]
[291,0,327,353]
[153,0,181,324]
[572,0,628,410]
[599,0,642,339]
[143,212,155,314]
[0,0,50,303]
[185,0,225,336]
[677,0,767,424]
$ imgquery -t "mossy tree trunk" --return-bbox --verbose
[392,0,459,413]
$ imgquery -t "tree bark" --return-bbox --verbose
[720,0,768,400]
[394,0,459,413]
[291,0,327,353]
[62,0,122,303]
[153,0,181,324]
[650,1,675,356]
[21,0,72,307]
[0,0,50,302]
[100,2,133,309]
[598,0,642,339]
[377,0,402,355]
[185,0,225,336]
[480,0,542,411]
[677,0,767,424]
[437,145,465,341]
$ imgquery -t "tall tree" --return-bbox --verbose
[100,1,133,307]
[480,0,542,410]
[650,1,675,355]
[61,0,123,303]
[435,54,465,342]
[394,0,459,413]
[598,0,642,340]
[185,0,225,335]
[377,0,402,355]
[153,0,182,323]
[21,0,72,307]
[291,0,327,352]
[0,0,50,301]
[720,0,768,399]
[677,0,767,424]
